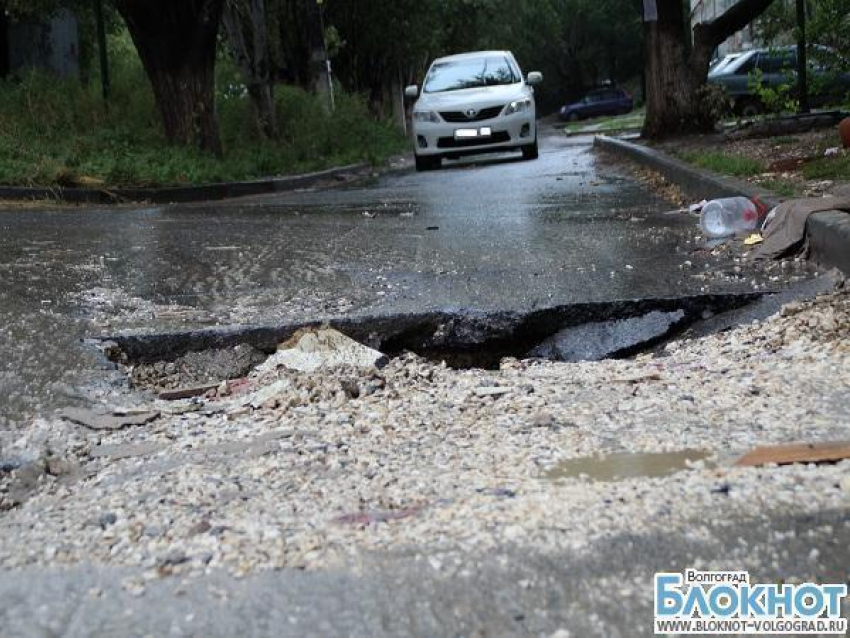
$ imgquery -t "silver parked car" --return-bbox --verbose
[405,51,542,171]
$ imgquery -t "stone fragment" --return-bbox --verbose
[474,386,514,398]
[247,379,291,409]
[256,328,388,374]
[158,384,219,401]
[60,407,160,431]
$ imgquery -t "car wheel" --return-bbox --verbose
[737,99,762,117]
[415,154,440,172]
[567,112,580,122]
[522,138,539,161]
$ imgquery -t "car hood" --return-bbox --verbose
[416,84,528,110]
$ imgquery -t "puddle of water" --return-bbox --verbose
[545,449,715,482]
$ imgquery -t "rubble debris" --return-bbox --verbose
[333,506,423,527]
[246,379,292,410]
[130,344,265,392]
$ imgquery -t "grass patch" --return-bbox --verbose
[758,179,800,197]
[0,35,406,188]
[773,136,799,146]
[802,155,850,180]
[564,108,645,134]
[678,150,765,177]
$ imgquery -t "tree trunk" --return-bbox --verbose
[222,0,276,139]
[0,9,9,78]
[114,0,224,156]
[643,0,702,139]
[643,0,776,139]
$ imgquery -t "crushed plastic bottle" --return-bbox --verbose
[699,197,761,238]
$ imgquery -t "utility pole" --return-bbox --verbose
[305,0,334,112]
[94,0,110,104]
[796,0,809,114]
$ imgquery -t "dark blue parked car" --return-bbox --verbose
[559,87,633,121]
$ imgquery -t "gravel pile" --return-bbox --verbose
[1,289,848,593]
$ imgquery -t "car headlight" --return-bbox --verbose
[413,110,441,124]
[504,98,533,115]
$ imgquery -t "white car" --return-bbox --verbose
[405,51,542,171]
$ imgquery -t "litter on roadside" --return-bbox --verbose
[753,196,850,260]
[735,441,850,467]
[743,233,764,246]
[689,199,708,215]
[699,196,767,238]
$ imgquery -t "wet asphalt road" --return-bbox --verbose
[1,132,771,426]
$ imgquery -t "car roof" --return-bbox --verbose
[433,51,514,64]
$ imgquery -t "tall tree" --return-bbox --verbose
[113,0,224,155]
[222,0,276,138]
[643,0,775,139]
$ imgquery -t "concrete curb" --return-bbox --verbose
[594,134,850,276]
[0,163,370,205]
[593,135,782,209]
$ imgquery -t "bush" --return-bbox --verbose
[0,33,406,187]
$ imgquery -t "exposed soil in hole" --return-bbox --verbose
[129,344,266,392]
[110,293,762,392]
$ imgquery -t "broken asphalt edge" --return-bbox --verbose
[94,292,763,366]
[594,134,850,277]
[0,162,373,205]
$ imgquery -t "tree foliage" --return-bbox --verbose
[322,0,644,114]
[6,0,647,149]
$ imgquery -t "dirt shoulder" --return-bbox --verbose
[653,128,850,199]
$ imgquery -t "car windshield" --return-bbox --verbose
[424,56,520,93]
[709,54,741,75]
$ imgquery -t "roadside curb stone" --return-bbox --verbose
[594,134,850,277]
[0,163,371,205]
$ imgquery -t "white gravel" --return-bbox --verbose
[1,289,848,591]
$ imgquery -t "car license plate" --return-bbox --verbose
[454,127,492,140]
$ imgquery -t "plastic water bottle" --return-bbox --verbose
[699,197,761,238]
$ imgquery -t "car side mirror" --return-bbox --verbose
[527,72,543,86]
[404,85,419,98]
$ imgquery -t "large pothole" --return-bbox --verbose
[97,292,763,393]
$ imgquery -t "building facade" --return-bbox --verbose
[0,9,79,79]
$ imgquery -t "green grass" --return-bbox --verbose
[678,150,766,177]
[773,136,799,146]
[563,108,645,134]
[0,37,406,188]
[758,179,800,197]
[802,155,850,180]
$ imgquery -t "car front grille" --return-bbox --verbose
[437,131,511,149]
[439,105,505,123]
